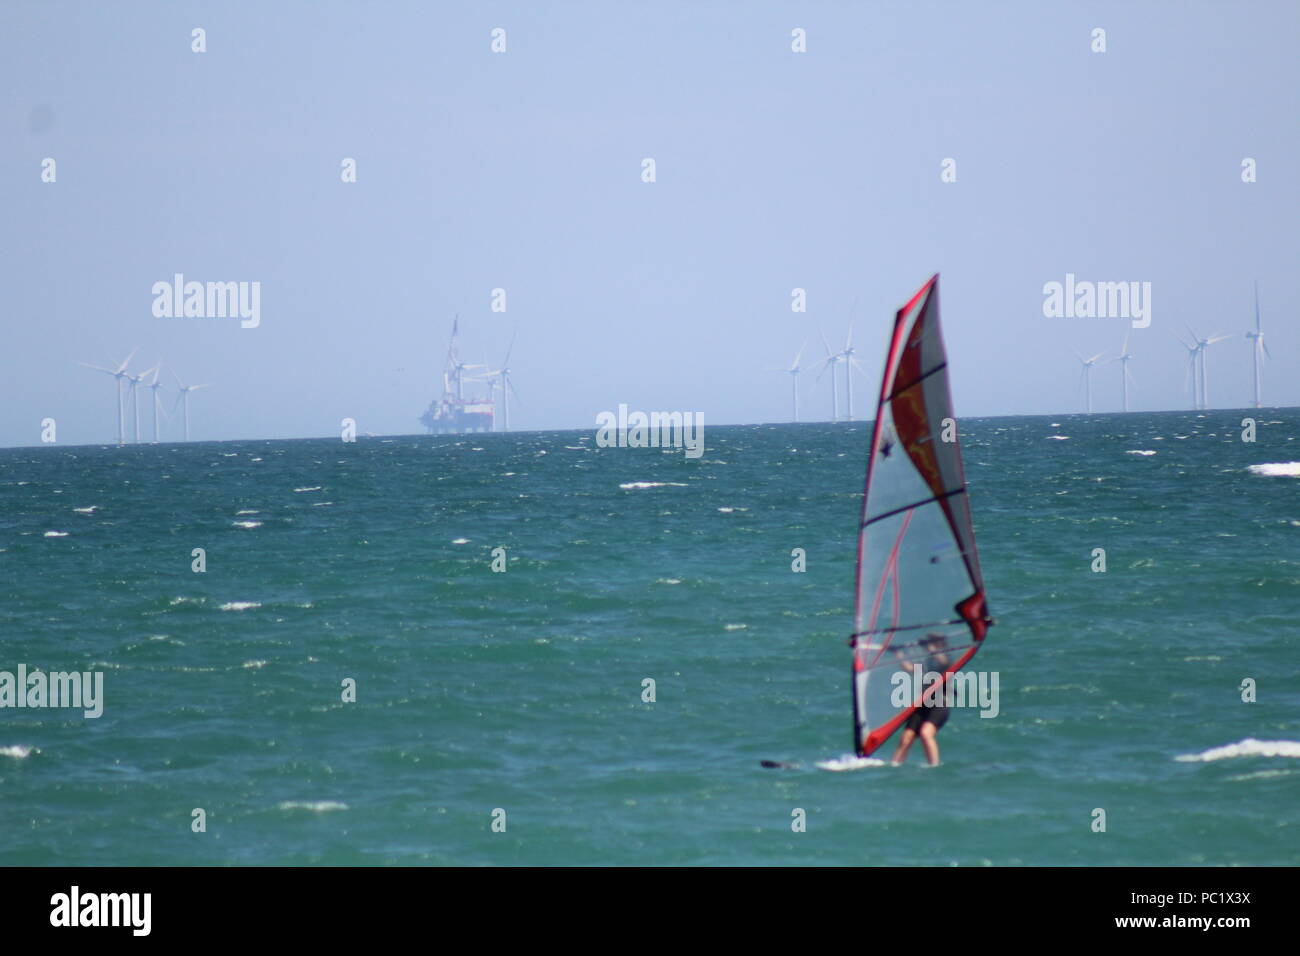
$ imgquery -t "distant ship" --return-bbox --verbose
[419,317,495,434]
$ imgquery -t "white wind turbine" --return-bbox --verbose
[1185,324,1231,409]
[1104,333,1136,412]
[1072,349,1106,413]
[126,364,157,444]
[816,329,841,422]
[772,341,807,422]
[1245,281,1270,409]
[836,325,868,422]
[480,332,520,431]
[1173,332,1201,409]
[171,370,211,441]
[144,363,169,442]
[78,347,137,445]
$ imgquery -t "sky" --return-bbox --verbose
[2,1,1297,447]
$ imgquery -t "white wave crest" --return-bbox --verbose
[218,601,261,612]
[1175,738,1300,762]
[619,481,688,490]
[278,800,348,812]
[1247,463,1300,478]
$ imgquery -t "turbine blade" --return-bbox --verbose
[818,328,833,358]
[114,347,138,374]
[502,329,517,367]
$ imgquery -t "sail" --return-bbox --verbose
[851,275,992,756]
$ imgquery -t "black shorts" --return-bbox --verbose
[905,704,949,733]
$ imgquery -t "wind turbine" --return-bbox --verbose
[78,347,137,445]
[171,370,211,441]
[1245,281,1270,408]
[1173,332,1201,409]
[144,363,168,442]
[1104,333,1136,412]
[1073,349,1106,413]
[773,342,807,422]
[816,329,841,422]
[126,364,156,444]
[1186,324,1231,409]
[482,331,520,432]
[837,325,868,422]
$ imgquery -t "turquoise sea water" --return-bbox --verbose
[1,411,1298,866]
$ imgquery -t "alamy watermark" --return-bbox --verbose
[0,665,103,718]
[151,274,261,328]
[891,667,999,718]
[595,404,704,459]
[50,886,150,936]
[1042,273,1151,328]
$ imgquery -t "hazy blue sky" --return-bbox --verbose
[3,1,1297,446]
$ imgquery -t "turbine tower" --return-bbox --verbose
[837,325,867,422]
[1105,334,1136,412]
[171,370,211,441]
[127,365,154,444]
[144,364,168,442]
[78,347,137,445]
[773,342,807,422]
[1073,349,1106,413]
[1245,281,1270,408]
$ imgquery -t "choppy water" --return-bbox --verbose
[2,411,1298,865]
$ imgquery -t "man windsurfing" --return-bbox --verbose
[889,633,951,766]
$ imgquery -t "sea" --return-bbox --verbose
[1,410,1298,866]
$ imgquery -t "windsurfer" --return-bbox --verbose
[890,633,951,766]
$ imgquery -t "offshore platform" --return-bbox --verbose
[419,318,495,434]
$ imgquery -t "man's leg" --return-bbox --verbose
[891,727,917,765]
[918,721,941,766]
